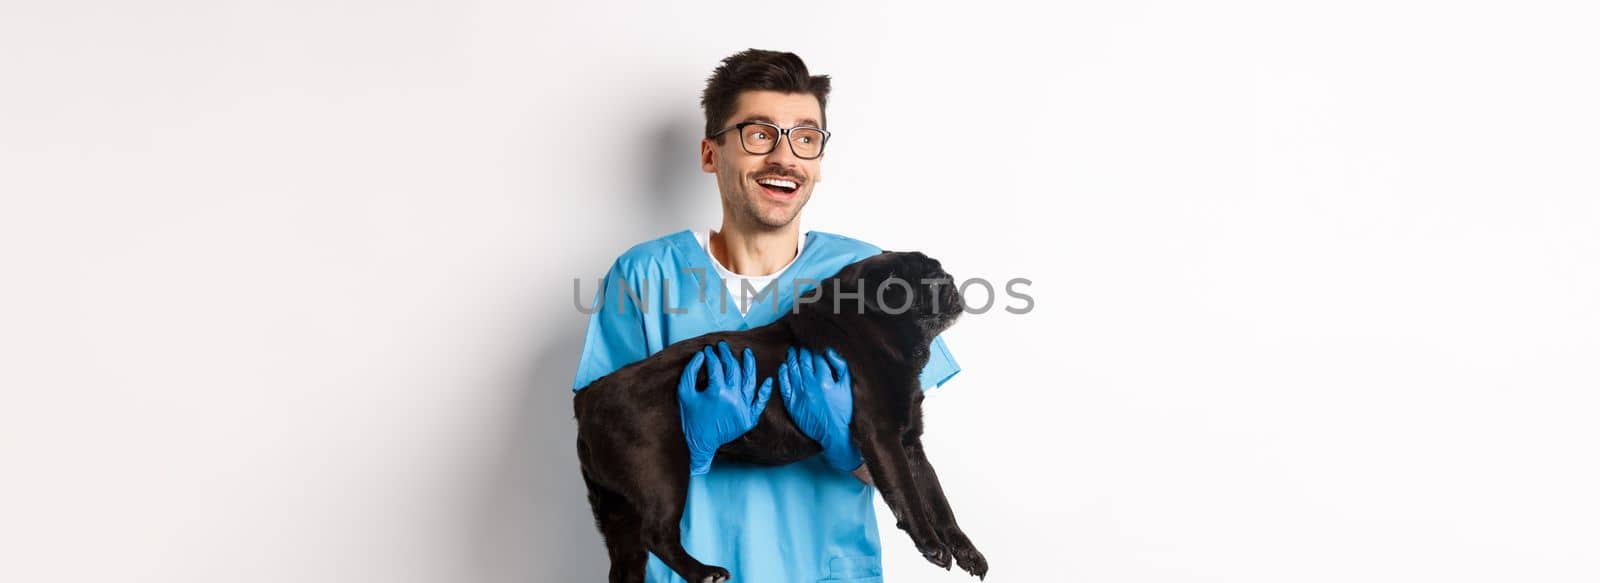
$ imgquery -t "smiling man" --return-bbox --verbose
[573,49,960,582]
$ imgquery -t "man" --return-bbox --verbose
[572,48,960,582]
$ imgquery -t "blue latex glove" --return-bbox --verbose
[777,346,863,472]
[678,340,774,476]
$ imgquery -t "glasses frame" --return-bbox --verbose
[709,121,832,160]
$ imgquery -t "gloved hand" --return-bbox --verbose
[777,346,863,472]
[678,340,774,476]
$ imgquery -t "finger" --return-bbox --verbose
[811,349,831,386]
[738,352,756,405]
[741,348,757,398]
[716,341,738,387]
[701,346,723,389]
[752,376,775,417]
[777,362,794,406]
[785,347,801,383]
[798,347,814,379]
[680,351,707,399]
[825,347,850,384]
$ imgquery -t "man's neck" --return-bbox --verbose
[709,219,800,277]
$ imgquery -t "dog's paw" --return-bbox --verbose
[920,544,952,570]
[938,530,987,579]
[953,544,987,579]
[698,566,730,583]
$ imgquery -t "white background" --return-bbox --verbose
[3,1,1597,582]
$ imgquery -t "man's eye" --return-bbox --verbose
[796,135,813,144]
[752,132,770,140]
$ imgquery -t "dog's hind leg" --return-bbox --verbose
[629,468,731,583]
[581,470,647,583]
[590,436,729,583]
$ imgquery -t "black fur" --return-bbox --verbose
[573,251,987,582]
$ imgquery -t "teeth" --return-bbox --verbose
[758,178,797,190]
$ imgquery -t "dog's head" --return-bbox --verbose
[806,251,964,340]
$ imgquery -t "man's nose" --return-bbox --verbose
[763,135,800,164]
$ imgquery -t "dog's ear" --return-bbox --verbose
[804,253,883,315]
[859,253,920,316]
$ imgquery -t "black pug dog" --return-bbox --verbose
[572,251,987,583]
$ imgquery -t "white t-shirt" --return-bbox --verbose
[693,227,808,316]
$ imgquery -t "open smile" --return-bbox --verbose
[755,176,801,201]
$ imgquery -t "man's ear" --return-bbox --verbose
[700,138,717,173]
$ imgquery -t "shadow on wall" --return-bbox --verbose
[645,118,711,229]
[469,116,709,582]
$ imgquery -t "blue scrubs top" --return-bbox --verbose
[572,229,961,583]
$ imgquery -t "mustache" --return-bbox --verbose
[751,168,807,183]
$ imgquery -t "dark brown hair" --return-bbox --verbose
[700,49,832,141]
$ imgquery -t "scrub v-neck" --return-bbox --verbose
[668,229,820,331]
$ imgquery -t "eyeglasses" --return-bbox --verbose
[709,121,831,160]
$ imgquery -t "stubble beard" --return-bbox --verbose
[740,185,806,229]
[716,160,810,230]
[721,167,808,229]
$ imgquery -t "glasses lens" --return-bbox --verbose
[740,123,779,154]
[789,128,826,158]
